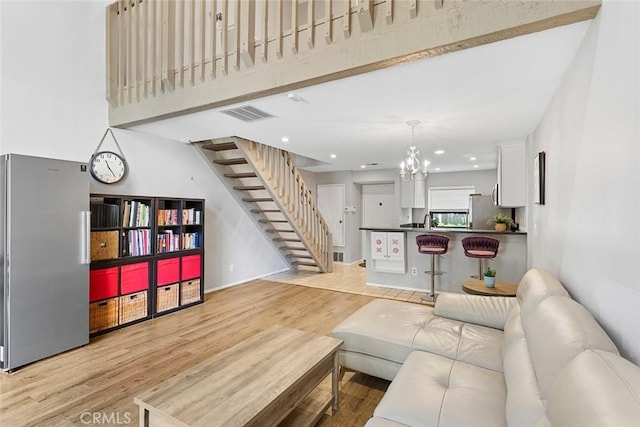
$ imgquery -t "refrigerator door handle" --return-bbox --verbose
[491,184,498,206]
[81,211,91,264]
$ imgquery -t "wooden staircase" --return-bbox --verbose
[194,136,333,273]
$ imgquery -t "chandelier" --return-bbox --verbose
[399,120,429,182]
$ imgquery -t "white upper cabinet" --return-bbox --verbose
[400,176,426,208]
[496,142,526,207]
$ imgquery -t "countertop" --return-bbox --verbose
[360,226,527,235]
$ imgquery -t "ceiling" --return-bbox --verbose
[131,20,591,174]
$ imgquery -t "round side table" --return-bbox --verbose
[462,278,517,297]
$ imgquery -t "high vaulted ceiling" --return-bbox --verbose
[131,20,591,174]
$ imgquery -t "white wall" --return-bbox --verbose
[0,1,287,292]
[530,0,640,363]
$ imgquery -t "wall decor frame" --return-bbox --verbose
[534,151,546,205]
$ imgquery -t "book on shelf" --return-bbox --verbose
[182,208,202,225]
[158,208,180,226]
[90,202,120,228]
[124,229,151,256]
[124,201,150,228]
[157,230,180,253]
[182,232,201,250]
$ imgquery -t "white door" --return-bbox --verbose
[317,184,345,247]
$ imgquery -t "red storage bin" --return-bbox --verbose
[181,254,201,280]
[121,262,149,294]
[90,267,119,302]
[157,257,180,286]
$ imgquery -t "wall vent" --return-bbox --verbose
[333,252,344,262]
[219,105,274,122]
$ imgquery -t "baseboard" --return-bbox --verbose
[204,267,290,294]
[365,281,424,293]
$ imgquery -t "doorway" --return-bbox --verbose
[317,184,345,247]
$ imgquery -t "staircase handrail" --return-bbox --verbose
[233,137,333,272]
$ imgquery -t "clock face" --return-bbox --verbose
[90,151,127,184]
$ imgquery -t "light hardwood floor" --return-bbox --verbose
[268,262,434,306]
[0,280,390,427]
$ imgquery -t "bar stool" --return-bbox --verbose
[416,234,450,302]
[461,236,499,279]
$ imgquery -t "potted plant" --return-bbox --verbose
[489,214,513,232]
[483,267,496,288]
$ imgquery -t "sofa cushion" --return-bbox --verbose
[372,351,507,427]
[516,268,569,318]
[502,304,550,426]
[333,298,504,375]
[332,299,434,365]
[547,349,640,427]
[413,318,504,372]
[522,296,619,397]
[434,292,516,330]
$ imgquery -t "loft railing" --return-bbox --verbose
[106,0,372,107]
[106,0,600,125]
[233,138,333,272]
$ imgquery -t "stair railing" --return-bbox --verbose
[234,138,333,272]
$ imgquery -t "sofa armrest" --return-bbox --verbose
[434,292,516,330]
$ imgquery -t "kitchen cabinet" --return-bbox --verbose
[400,176,426,208]
[371,232,406,273]
[495,142,526,207]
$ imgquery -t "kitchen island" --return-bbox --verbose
[361,227,527,295]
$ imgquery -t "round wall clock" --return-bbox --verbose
[90,150,127,184]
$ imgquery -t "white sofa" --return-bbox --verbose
[332,268,640,426]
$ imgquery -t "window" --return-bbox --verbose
[429,212,469,228]
[428,186,475,228]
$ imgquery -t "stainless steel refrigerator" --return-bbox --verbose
[469,194,510,230]
[1,154,90,371]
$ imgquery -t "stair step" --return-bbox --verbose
[292,261,318,267]
[234,185,265,191]
[251,209,281,213]
[225,172,257,178]
[287,254,313,259]
[273,238,302,242]
[280,246,307,251]
[266,229,296,233]
[242,197,273,202]
[259,219,288,223]
[213,158,247,165]
[202,142,238,151]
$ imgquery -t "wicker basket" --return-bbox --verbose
[90,231,120,261]
[156,283,179,312]
[180,279,201,305]
[119,290,148,324]
[90,298,119,333]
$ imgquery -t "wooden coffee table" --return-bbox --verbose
[134,325,343,427]
[462,278,517,297]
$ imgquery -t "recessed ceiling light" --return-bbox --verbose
[435,167,441,171]
[281,136,289,143]
[473,164,479,168]
[470,157,477,161]
[434,150,445,155]
[287,93,303,102]
[360,165,366,169]
[330,154,337,159]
